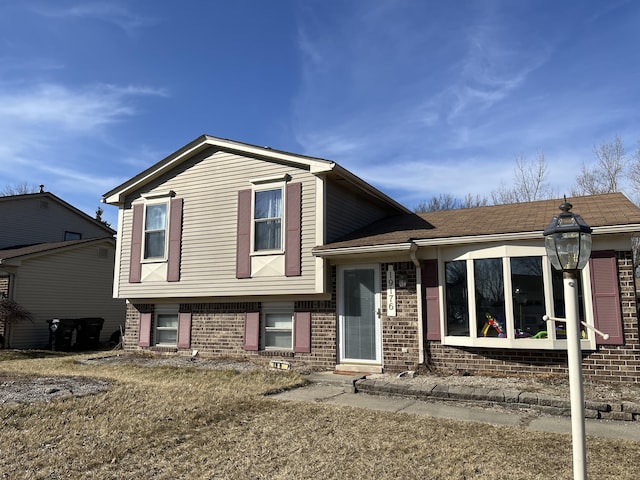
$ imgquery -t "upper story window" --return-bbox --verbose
[442,246,594,350]
[254,188,282,251]
[144,203,168,260]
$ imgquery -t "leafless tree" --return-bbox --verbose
[0,182,40,196]
[629,141,640,201]
[491,152,554,204]
[572,135,627,195]
[460,193,489,209]
[414,193,460,212]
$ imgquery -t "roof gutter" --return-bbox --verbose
[313,242,415,258]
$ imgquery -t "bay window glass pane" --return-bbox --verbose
[475,258,506,338]
[445,261,469,336]
[511,257,546,339]
[551,269,587,339]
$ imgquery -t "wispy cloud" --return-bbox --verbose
[31,2,158,30]
[31,2,158,34]
[290,3,602,208]
[0,83,166,132]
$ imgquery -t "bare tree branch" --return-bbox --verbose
[572,135,627,195]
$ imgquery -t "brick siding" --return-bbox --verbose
[427,251,640,384]
[381,262,422,373]
[122,254,640,384]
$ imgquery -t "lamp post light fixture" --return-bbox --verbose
[543,198,592,480]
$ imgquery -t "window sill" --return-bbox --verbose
[151,345,178,353]
[258,350,294,357]
[441,336,596,351]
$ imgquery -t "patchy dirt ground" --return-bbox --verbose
[0,374,112,405]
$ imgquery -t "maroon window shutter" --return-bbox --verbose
[244,311,260,351]
[293,311,311,353]
[236,190,252,279]
[423,259,441,341]
[138,312,152,347]
[285,182,302,277]
[177,311,192,349]
[129,204,144,283]
[167,198,183,282]
[589,251,624,345]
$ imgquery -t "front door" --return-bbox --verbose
[338,264,381,365]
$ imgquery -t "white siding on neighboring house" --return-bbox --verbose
[0,195,113,249]
[8,241,125,349]
[115,150,318,299]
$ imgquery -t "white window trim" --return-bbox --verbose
[141,198,170,263]
[251,182,286,256]
[261,302,294,350]
[154,304,179,347]
[439,245,596,351]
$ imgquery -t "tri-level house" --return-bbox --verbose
[0,190,126,348]
[103,135,640,384]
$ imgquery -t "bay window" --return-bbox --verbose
[442,247,594,349]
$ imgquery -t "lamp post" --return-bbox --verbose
[543,198,592,480]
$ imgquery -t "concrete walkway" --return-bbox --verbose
[270,372,640,442]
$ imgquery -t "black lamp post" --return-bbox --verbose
[543,198,592,480]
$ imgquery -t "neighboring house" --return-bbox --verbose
[102,135,640,384]
[0,191,126,348]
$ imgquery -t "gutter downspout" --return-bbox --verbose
[409,243,424,364]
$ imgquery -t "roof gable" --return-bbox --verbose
[0,192,115,237]
[102,135,411,214]
[102,135,336,205]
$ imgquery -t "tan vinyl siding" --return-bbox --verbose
[325,180,396,242]
[9,242,126,349]
[0,196,112,249]
[116,151,318,298]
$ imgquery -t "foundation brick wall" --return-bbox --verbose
[125,300,338,369]
[427,251,640,384]
[123,269,339,370]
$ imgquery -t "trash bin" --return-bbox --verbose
[74,318,104,350]
[47,318,77,351]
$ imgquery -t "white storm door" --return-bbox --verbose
[338,265,381,364]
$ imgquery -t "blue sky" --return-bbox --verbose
[2,1,640,228]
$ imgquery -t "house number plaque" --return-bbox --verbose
[387,265,397,317]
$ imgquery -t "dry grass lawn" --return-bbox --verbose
[1,351,640,479]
